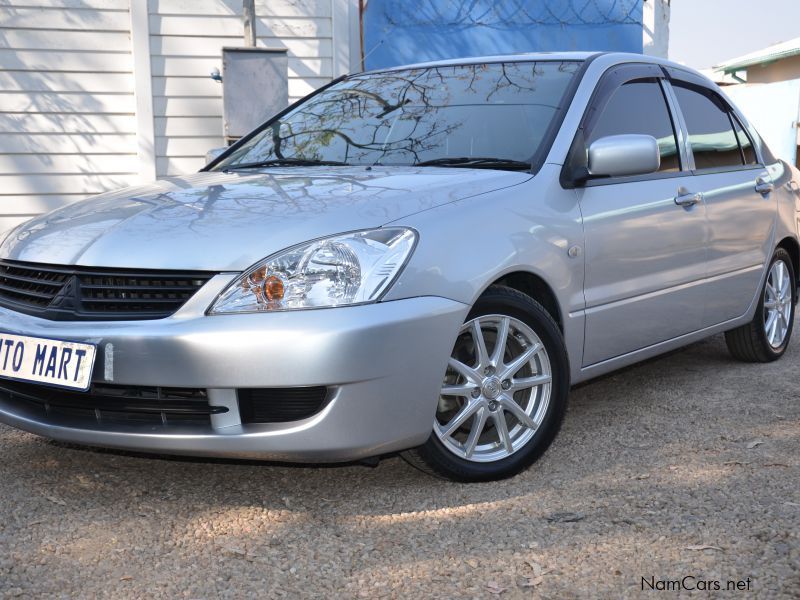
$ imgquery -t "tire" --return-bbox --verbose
[725,248,796,362]
[402,285,570,482]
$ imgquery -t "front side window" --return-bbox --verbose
[587,80,681,173]
[214,61,582,171]
[672,84,743,170]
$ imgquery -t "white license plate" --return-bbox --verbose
[0,333,97,391]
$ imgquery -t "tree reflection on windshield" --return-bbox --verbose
[216,61,581,170]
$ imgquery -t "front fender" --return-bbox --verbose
[383,164,587,376]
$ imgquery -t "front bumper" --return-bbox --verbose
[0,274,469,461]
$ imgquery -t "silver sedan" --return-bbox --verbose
[0,52,798,481]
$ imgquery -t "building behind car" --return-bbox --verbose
[0,0,668,234]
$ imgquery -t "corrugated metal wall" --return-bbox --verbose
[361,0,644,70]
[0,0,354,232]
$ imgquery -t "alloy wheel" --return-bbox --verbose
[434,314,552,463]
[764,259,793,348]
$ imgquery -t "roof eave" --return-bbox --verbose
[715,48,800,74]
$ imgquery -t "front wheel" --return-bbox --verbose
[402,285,569,482]
[725,248,796,362]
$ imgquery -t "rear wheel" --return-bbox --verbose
[725,248,796,362]
[402,285,569,482]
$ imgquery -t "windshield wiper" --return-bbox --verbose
[414,157,531,171]
[223,158,349,171]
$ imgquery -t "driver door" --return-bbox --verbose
[575,66,709,366]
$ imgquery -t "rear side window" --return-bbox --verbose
[672,84,744,170]
[587,80,680,172]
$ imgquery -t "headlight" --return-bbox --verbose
[209,227,417,314]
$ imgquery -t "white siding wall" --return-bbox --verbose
[150,0,338,177]
[0,0,355,230]
[0,0,138,233]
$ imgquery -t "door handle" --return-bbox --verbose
[674,189,702,208]
[755,176,774,195]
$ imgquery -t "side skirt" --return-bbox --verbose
[573,312,752,385]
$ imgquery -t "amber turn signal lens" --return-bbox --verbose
[250,266,267,284]
[263,275,284,301]
[243,265,267,291]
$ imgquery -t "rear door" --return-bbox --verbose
[575,65,709,366]
[665,72,777,326]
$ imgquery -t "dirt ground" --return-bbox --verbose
[0,332,797,598]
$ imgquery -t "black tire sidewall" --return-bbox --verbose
[420,286,570,482]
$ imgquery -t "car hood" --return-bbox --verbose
[0,167,530,271]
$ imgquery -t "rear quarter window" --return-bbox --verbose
[731,113,758,165]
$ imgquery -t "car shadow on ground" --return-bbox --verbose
[2,331,798,597]
[1,331,796,516]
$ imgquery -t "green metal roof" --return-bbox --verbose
[715,37,800,73]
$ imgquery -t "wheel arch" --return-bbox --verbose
[488,270,563,332]
[776,236,800,289]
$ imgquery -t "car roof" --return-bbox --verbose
[359,52,598,75]
[358,52,702,79]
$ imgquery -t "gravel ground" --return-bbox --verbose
[0,332,797,599]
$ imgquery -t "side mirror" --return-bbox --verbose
[587,134,660,178]
[205,147,227,164]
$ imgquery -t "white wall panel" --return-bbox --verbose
[0,113,136,134]
[0,0,136,230]
[0,0,353,232]
[0,153,139,175]
[0,92,136,113]
[0,49,133,73]
[0,133,137,154]
[147,0,340,176]
[0,7,130,30]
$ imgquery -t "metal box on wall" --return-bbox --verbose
[222,47,288,143]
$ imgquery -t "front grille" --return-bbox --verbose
[0,260,215,320]
[238,387,330,423]
[0,261,68,307]
[0,380,222,428]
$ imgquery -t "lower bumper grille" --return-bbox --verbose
[0,380,222,428]
[238,387,330,423]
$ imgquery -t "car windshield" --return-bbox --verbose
[213,60,582,171]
